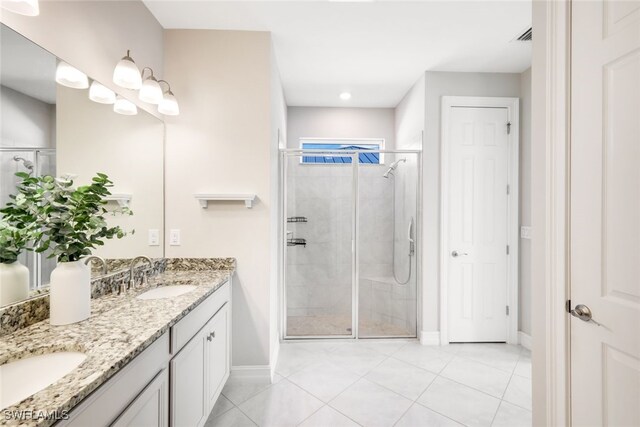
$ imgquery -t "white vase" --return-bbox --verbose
[50,260,91,325]
[0,261,29,306]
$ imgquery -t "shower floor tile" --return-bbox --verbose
[286,315,412,337]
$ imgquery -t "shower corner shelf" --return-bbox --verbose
[104,193,132,208]
[195,193,256,209]
[287,216,308,223]
[287,238,306,247]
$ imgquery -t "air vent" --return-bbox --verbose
[516,27,532,41]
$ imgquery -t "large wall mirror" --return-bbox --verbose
[0,24,164,307]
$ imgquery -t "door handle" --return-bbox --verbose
[451,250,468,258]
[570,304,602,326]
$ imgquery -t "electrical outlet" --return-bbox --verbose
[148,229,160,246]
[520,226,532,239]
[169,229,181,246]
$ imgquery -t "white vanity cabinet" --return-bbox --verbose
[171,302,230,427]
[59,279,231,427]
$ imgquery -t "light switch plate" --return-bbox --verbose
[169,229,181,246]
[520,226,532,239]
[148,229,160,246]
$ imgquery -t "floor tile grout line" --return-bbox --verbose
[412,399,471,427]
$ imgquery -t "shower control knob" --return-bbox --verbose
[451,250,468,257]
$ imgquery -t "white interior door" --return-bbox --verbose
[570,1,640,425]
[446,106,510,342]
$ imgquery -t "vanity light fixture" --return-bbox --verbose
[339,92,352,100]
[139,67,163,104]
[55,61,89,89]
[113,50,142,90]
[89,81,116,104]
[113,96,137,115]
[0,0,39,16]
[158,80,180,116]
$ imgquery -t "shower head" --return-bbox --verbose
[382,158,406,178]
[13,156,34,171]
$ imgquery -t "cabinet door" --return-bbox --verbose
[170,329,207,427]
[112,369,168,427]
[205,304,230,413]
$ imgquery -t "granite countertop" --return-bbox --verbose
[0,267,234,427]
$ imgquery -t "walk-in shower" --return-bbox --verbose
[281,149,420,339]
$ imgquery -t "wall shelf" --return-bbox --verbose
[104,193,132,208]
[195,194,256,209]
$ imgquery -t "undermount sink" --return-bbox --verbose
[137,285,197,300]
[0,351,87,409]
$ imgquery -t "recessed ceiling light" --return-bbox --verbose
[339,92,352,100]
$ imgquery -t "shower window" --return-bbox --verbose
[300,139,383,164]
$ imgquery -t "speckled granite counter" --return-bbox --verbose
[0,264,234,427]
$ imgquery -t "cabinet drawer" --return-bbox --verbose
[170,281,229,354]
[112,368,169,427]
[60,333,170,427]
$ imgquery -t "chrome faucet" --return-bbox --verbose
[128,256,153,290]
[84,255,107,275]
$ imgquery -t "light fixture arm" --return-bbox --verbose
[140,67,156,81]
[158,79,173,95]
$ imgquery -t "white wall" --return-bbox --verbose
[56,85,164,259]
[163,29,276,367]
[0,0,164,117]
[519,67,532,335]
[395,75,425,150]
[0,85,55,148]
[287,107,395,149]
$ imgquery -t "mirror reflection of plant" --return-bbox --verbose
[0,172,43,264]
[1,172,133,263]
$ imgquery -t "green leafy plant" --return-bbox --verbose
[1,172,133,263]
[0,173,42,264]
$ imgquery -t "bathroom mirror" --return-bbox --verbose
[0,24,165,307]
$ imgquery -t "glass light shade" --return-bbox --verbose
[113,56,141,90]
[89,81,116,104]
[55,62,89,89]
[139,77,163,104]
[158,92,179,116]
[113,96,137,115]
[0,0,39,16]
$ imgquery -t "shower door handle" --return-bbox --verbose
[451,250,468,257]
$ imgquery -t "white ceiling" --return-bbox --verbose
[0,24,57,104]
[144,1,532,108]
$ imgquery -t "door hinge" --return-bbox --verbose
[506,305,510,316]
[565,300,571,313]
[507,122,512,134]
[506,184,510,195]
[506,245,510,255]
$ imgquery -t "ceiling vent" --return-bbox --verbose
[516,27,532,41]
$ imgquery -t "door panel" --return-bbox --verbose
[571,0,640,425]
[447,106,509,342]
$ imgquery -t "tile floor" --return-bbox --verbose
[206,340,532,427]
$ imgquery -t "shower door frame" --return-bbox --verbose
[280,148,422,340]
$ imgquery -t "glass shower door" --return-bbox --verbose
[283,151,355,337]
[358,152,419,337]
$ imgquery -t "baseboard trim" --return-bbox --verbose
[420,331,440,345]
[518,331,532,350]
[230,365,272,379]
